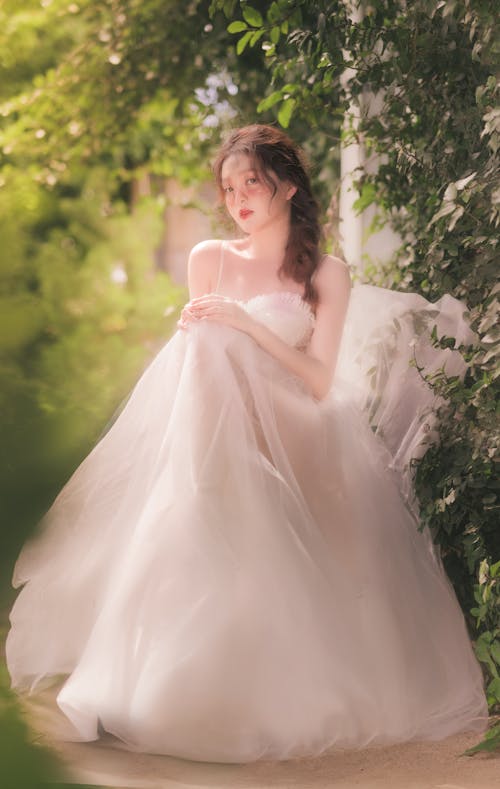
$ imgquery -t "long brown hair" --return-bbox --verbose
[213,125,322,305]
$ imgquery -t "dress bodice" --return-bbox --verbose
[239,291,315,349]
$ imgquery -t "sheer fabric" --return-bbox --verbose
[6,285,487,763]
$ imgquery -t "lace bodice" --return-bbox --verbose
[239,291,315,349]
[213,242,315,349]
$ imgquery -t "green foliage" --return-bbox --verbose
[215,0,347,130]
[0,0,211,177]
[471,560,500,708]
[0,636,105,787]
[0,613,65,786]
[0,682,62,787]
[0,164,185,578]
[414,304,499,615]
[0,2,195,582]
[463,719,500,755]
[0,0,293,182]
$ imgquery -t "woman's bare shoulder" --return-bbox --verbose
[314,254,351,297]
[187,240,225,296]
[189,239,224,263]
[188,239,222,274]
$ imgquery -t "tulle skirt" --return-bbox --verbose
[6,284,487,762]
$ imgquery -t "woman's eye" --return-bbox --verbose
[247,177,257,185]
[223,186,233,193]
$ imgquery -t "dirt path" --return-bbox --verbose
[46,734,499,789]
[21,689,499,789]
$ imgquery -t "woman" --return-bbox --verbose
[6,125,487,763]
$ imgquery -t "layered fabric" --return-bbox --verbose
[6,286,487,763]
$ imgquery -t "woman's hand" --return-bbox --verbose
[177,294,256,335]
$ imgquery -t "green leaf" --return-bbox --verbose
[257,90,283,113]
[490,560,500,576]
[277,97,296,128]
[490,641,500,666]
[236,31,253,54]
[268,2,281,25]
[270,26,281,44]
[242,6,263,27]
[227,21,248,33]
[487,676,500,703]
[463,723,500,755]
[249,29,264,46]
[475,635,497,675]
[353,182,377,213]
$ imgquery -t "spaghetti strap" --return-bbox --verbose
[214,240,225,294]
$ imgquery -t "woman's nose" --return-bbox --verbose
[234,187,247,204]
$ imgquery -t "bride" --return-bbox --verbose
[6,124,487,763]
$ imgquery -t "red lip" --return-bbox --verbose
[239,209,253,220]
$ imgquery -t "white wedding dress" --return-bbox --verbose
[6,269,487,762]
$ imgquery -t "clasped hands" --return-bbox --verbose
[177,294,255,335]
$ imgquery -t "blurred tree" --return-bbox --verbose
[0,1,213,572]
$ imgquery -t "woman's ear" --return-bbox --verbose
[286,184,298,200]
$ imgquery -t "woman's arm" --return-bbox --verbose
[180,253,351,400]
[246,257,351,399]
[176,240,221,328]
[186,239,222,299]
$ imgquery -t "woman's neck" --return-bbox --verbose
[241,214,290,270]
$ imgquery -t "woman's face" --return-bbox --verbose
[220,152,296,234]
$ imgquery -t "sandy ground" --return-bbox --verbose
[20,688,499,789]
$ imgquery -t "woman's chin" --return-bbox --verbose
[233,220,252,235]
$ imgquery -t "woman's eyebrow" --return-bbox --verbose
[221,169,257,184]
